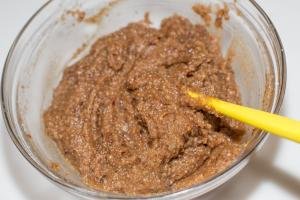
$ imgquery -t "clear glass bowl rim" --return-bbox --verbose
[1,0,287,199]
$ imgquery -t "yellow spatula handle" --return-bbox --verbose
[188,91,300,143]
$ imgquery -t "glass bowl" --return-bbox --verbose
[1,0,286,199]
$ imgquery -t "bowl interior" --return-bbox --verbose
[3,0,281,198]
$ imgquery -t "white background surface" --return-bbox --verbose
[0,1,300,199]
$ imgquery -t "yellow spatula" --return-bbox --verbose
[187,91,300,143]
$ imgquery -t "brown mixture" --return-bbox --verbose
[44,15,245,195]
[192,3,230,28]
[215,4,230,28]
[192,4,212,26]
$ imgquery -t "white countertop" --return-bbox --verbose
[1,1,300,199]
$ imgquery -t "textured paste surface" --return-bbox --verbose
[44,16,244,195]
